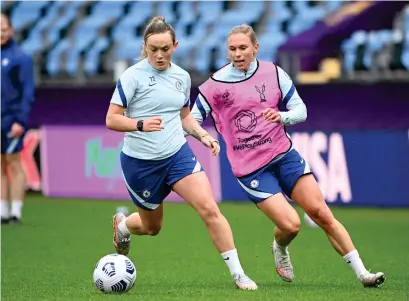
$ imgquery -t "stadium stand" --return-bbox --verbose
[2,1,407,83]
[340,4,409,80]
[4,1,343,78]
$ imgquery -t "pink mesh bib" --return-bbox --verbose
[199,60,291,177]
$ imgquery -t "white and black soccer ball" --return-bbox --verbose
[93,254,136,293]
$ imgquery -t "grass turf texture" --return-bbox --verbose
[2,194,409,301]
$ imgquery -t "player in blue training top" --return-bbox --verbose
[1,13,35,225]
[106,17,257,290]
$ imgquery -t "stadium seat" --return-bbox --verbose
[341,31,367,73]
[9,0,351,77]
[10,1,49,31]
[111,2,154,44]
[85,37,110,75]
[46,39,70,75]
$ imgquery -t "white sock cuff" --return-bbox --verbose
[343,249,359,262]
[221,248,238,259]
[118,218,131,236]
[1,200,9,218]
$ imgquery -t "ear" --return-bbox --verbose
[173,40,179,50]
[253,43,259,56]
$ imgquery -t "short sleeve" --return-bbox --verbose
[183,74,192,107]
[111,68,137,108]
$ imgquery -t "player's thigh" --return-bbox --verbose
[238,168,299,230]
[274,149,312,198]
[1,154,7,174]
[257,194,300,233]
[5,152,23,173]
[120,151,171,213]
[172,171,218,217]
[291,174,334,223]
[167,143,217,216]
[137,203,164,231]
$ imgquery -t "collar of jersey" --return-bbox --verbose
[230,59,257,77]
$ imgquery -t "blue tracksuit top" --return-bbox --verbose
[1,39,35,130]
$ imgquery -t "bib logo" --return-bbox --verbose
[235,110,257,133]
[213,88,235,108]
[255,84,266,103]
[292,132,352,203]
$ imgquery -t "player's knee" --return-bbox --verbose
[309,206,334,228]
[281,218,301,236]
[198,202,221,223]
[146,225,162,236]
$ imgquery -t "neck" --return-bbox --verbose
[147,58,170,71]
[1,39,13,49]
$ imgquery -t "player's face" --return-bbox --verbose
[0,16,13,45]
[227,33,258,71]
[146,32,178,71]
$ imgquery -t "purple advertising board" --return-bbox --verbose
[40,125,222,202]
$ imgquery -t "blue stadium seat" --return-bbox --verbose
[363,31,386,69]
[325,1,343,12]
[85,37,110,75]
[46,39,70,75]
[257,31,288,62]
[112,2,154,43]
[115,37,143,61]
[11,1,49,31]
[176,1,196,25]
[342,31,367,73]
[221,1,264,25]
[46,4,77,46]
[197,2,223,25]
[157,1,176,25]
[21,30,42,55]
[269,2,292,22]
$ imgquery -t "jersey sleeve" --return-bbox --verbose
[183,74,191,108]
[111,68,137,108]
[277,66,307,126]
[16,54,35,127]
[277,66,304,109]
[190,94,211,124]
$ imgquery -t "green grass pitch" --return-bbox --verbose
[2,194,409,301]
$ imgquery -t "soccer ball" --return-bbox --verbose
[93,254,136,293]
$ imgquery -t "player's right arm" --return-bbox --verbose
[106,71,163,132]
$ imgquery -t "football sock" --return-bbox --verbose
[343,250,369,279]
[11,200,22,219]
[1,200,9,219]
[221,248,245,276]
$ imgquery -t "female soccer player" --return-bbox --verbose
[190,24,385,288]
[106,17,257,291]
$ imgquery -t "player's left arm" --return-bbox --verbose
[180,106,220,156]
[16,55,35,129]
[262,66,307,126]
[180,75,220,156]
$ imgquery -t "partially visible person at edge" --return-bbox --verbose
[1,13,35,225]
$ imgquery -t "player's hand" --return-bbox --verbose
[262,108,281,124]
[201,135,220,156]
[9,123,24,138]
[143,117,164,132]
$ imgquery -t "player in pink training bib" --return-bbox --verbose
[191,24,385,288]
